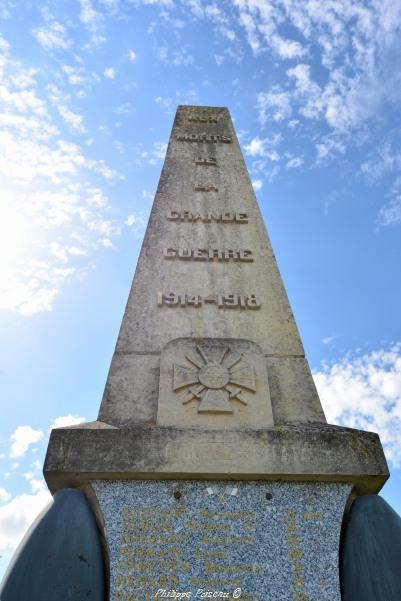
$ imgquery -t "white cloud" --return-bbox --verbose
[286,156,303,169]
[125,214,137,226]
[257,89,292,124]
[244,135,281,161]
[150,141,167,162]
[49,414,86,429]
[32,21,71,50]
[128,49,137,62]
[0,490,51,552]
[0,488,11,503]
[157,46,193,67]
[271,35,307,59]
[287,63,323,118]
[61,64,86,86]
[24,459,46,494]
[80,0,97,24]
[103,67,115,79]
[79,0,106,46]
[155,96,173,111]
[57,105,86,134]
[0,41,122,315]
[125,212,146,237]
[228,0,399,144]
[363,155,401,227]
[252,179,263,191]
[377,197,401,227]
[314,344,401,466]
[9,426,44,459]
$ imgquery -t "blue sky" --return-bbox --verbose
[1,0,401,579]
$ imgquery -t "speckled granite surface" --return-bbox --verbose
[93,480,351,601]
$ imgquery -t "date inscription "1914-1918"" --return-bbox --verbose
[157,291,261,309]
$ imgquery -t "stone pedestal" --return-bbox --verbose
[93,480,351,601]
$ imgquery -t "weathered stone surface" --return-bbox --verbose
[342,495,401,601]
[0,489,105,601]
[93,479,350,601]
[44,423,388,495]
[98,105,325,429]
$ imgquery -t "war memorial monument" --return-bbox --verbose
[2,106,401,601]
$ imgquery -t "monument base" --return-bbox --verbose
[93,479,351,601]
[44,423,388,495]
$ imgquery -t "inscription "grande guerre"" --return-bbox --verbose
[163,248,253,262]
[176,133,232,143]
[167,211,248,223]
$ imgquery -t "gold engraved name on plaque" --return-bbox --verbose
[163,248,253,262]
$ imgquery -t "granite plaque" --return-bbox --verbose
[93,480,351,601]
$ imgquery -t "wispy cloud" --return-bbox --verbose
[252,178,263,191]
[103,66,115,79]
[157,45,193,67]
[314,344,401,466]
[0,36,122,316]
[57,105,86,133]
[128,49,137,62]
[32,21,71,51]
[257,89,292,124]
[244,135,281,161]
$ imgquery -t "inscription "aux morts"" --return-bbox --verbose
[188,115,220,123]
[176,133,232,143]
[167,211,248,223]
[163,248,253,262]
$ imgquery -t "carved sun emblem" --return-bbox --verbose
[173,346,256,413]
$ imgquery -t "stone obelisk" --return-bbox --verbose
[44,106,388,601]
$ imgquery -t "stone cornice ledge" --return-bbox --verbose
[44,423,389,495]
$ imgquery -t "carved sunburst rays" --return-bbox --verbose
[173,345,256,414]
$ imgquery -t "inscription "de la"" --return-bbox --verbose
[167,211,248,223]
[163,248,253,262]
[194,157,217,165]
[194,184,218,192]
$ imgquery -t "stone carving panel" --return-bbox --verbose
[157,338,273,429]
